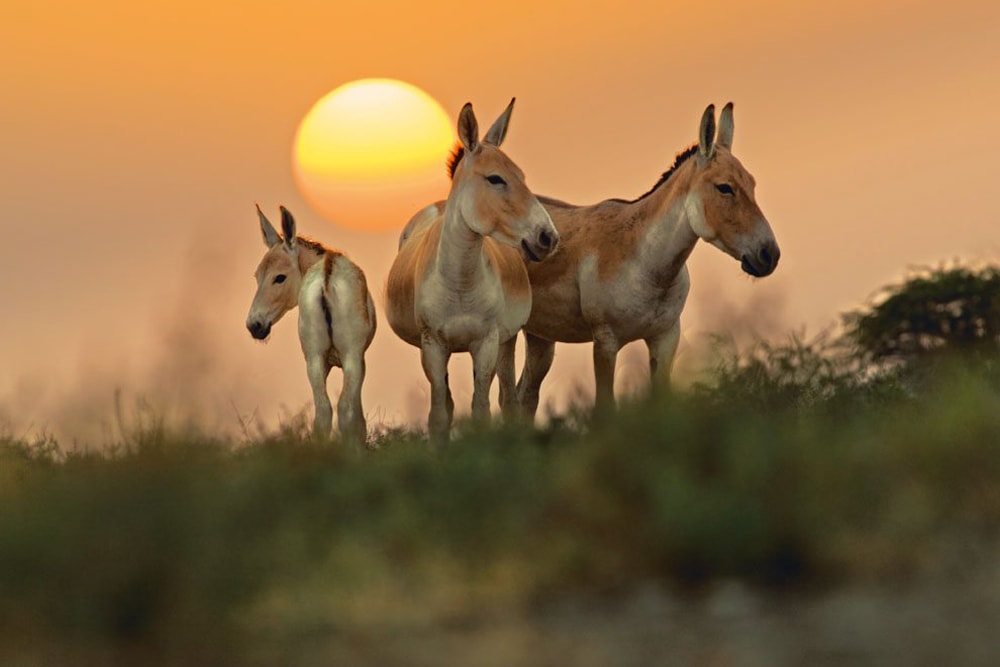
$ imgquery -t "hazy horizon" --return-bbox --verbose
[3,0,998,442]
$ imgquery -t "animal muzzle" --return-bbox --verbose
[520,226,559,263]
[740,239,780,278]
[246,320,272,340]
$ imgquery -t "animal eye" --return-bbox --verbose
[273,274,287,284]
[485,174,507,186]
[715,183,735,195]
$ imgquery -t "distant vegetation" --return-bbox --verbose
[2,262,1000,664]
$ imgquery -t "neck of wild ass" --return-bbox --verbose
[436,203,490,292]
[625,158,705,288]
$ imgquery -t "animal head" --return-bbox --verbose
[246,205,303,340]
[447,99,558,262]
[684,103,780,277]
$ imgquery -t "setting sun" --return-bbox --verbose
[293,78,454,232]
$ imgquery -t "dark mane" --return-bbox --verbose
[295,236,326,255]
[627,143,700,203]
[446,143,465,180]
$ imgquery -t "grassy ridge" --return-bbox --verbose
[2,344,1000,663]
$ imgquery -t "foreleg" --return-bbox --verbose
[516,332,555,420]
[469,329,499,425]
[646,321,681,396]
[592,328,620,414]
[496,335,518,420]
[421,333,453,443]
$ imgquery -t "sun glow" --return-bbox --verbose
[293,79,454,232]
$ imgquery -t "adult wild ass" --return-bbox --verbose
[246,205,376,443]
[387,99,558,441]
[515,103,780,416]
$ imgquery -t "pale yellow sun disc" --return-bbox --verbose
[293,79,454,231]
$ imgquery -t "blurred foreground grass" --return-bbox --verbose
[2,341,1000,665]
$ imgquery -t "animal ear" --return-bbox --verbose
[698,104,717,161]
[279,205,297,252]
[257,204,281,248]
[716,102,734,150]
[457,102,480,154]
[484,97,515,147]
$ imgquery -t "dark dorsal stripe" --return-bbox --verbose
[319,252,339,338]
[323,251,336,283]
[320,292,333,337]
[446,143,465,180]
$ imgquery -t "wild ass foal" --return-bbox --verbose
[515,103,780,416]
[387,100,558,441]
[246,206,376,443]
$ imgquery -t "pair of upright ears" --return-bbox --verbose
[457,97,516,154]
[699,101,735,161]
[257,204,297,251]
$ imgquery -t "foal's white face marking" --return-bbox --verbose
[246,205,302,340]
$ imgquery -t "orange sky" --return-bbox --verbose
[2,0,999,440]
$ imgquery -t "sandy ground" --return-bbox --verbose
[296,563,1000,667]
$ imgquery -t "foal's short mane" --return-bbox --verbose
[621,144,700,203]
[446,143,465,180]
[294,236,326,255]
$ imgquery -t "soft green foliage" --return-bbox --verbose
[3,351,1000,663]
[843,263,1000,365]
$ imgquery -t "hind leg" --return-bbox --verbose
[516,332,555,420]
[337,351,367,446]
[306,357,334,439]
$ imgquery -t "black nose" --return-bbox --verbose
[759,241,780,272]
[535,228,559,258]
[247,321,270,340]
[740,241,780,278]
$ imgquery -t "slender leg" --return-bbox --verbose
[592,328,620,414]
[445,372,454,425]
[516,332,555,419]
[421,333,452,443]
[306,357,334,439]
[496,335,518,420]
[646,321,681,396]
[469,329,499,425]
[337,351,367,446]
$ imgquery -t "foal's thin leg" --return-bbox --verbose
[592,328,620,414]
[516,332,555,419]
[646,321,681,396]
[338,352,367,446]
[421,334,452,443]
[496,336,518,420]
[306,358,334,439]
[469,329,500,425]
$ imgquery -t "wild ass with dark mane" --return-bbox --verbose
[514,103,780,416]
[387,99,558,441]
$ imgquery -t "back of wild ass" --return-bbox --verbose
[386,99,558,441]
[246,206,376,443]
[515,103,780,416]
